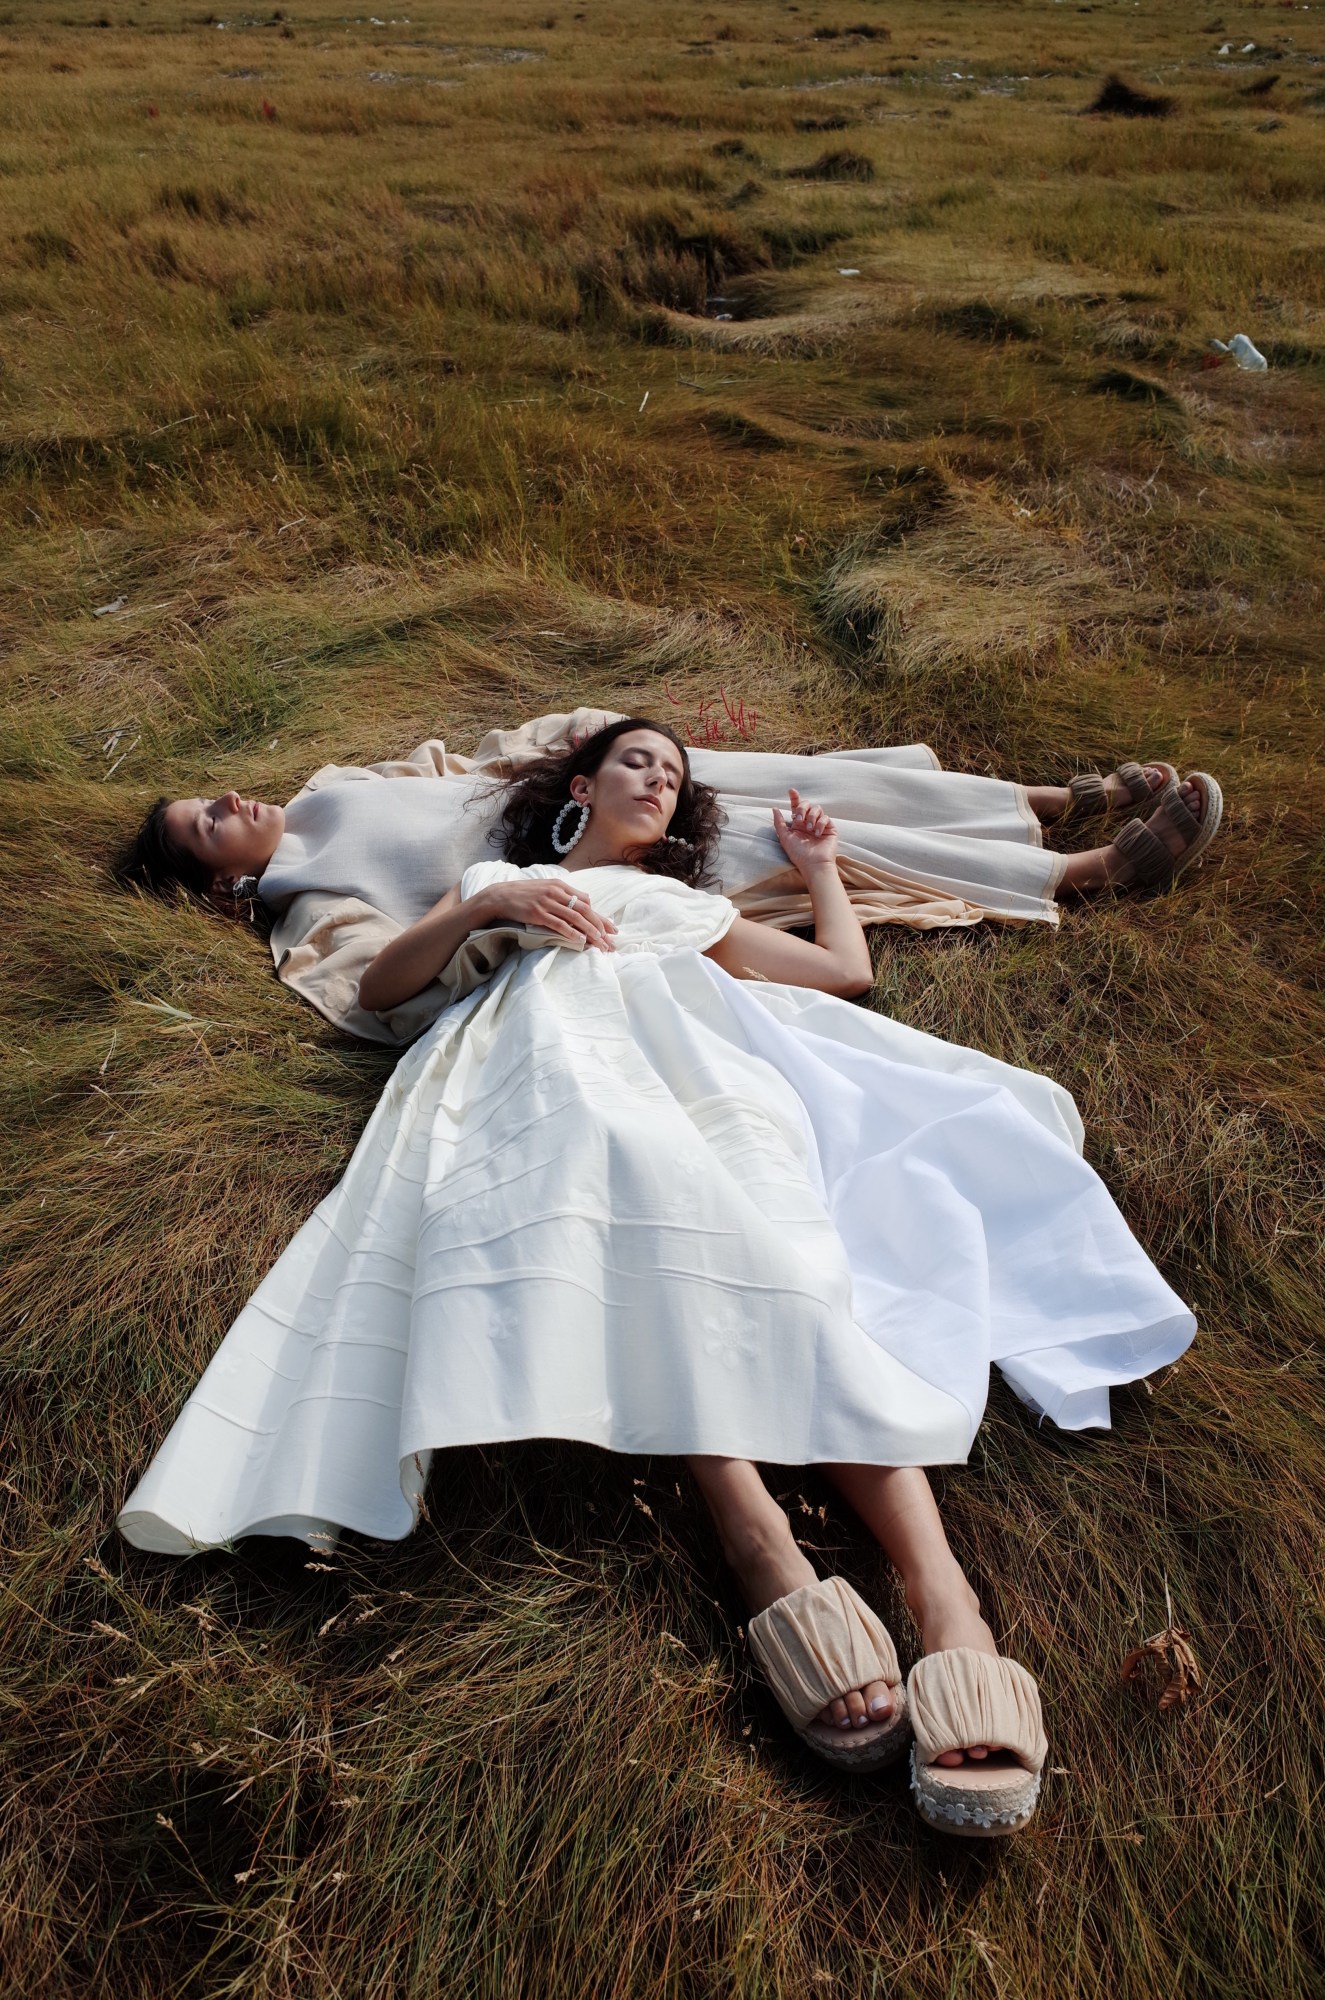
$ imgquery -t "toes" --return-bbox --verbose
[931,1743,999,1767]
[817,1685,895,1732]
[864,1679,893,1722]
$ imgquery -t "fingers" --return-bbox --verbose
[778,793,836,841]
[553,886,616,950]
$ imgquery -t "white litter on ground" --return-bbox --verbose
[1210,334,1269,371]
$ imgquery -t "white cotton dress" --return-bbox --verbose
[117,863,1196,1557]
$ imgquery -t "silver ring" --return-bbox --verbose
[567,893,580,912]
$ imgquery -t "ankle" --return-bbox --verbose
[904,1557,981,1633]
[715,1504,798,1578]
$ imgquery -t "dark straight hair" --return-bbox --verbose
[114,797,212,899]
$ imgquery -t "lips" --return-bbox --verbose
[639,796,662,815]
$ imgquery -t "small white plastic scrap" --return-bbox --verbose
[92,596,127,617]
[1242,42,1256,53]
[1217,42,1231,54]
[837,267,861,276]
[1210,334,1268,371]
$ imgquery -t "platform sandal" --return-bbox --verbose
[907,1647,1048,1838]
[747,1576,910,1773]
[1110,771,1224,889]
[1064,759,1178,822]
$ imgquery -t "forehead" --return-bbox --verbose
[610,730,684,776]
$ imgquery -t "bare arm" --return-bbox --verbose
[705,791,873,1000]
[359,876,617,1014]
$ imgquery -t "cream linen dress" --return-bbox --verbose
[118,864,1194,1557]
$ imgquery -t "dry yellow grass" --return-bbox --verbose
[2,2,1324,1994]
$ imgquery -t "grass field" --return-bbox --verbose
[2,0,1324,1992]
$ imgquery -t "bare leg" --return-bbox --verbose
[687,1454,896,1732]
[824,1463,998,1767]
[1025,784,1073,823]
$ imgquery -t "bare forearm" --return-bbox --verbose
[358,887,488,1014]
[708,876,872,997]
[803,863,873,989]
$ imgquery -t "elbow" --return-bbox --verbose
[358,963,388,1014]
[831,959,874,1001]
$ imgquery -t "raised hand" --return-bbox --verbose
[772,788,840,878]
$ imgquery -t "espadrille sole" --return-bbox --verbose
[909,1747,1041,1838]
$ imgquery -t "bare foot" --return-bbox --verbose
[1103,763,1169,812]
[911,1562,1002,1767]
[719,1512,896,1734]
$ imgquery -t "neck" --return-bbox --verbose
[559,817,659,872]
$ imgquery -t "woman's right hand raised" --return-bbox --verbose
[481,875,617,952]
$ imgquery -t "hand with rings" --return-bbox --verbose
[482,875,617,951]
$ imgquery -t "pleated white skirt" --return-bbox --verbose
[118,926,1194,1556]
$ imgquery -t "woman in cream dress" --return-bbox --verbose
[118,720,1200,1837]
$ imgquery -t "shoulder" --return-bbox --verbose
[459,859,524,900]
[459,859,570,898]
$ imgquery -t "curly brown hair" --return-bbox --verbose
[493,718,725,887]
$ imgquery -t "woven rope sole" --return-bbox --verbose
[909,1747,1041,1838]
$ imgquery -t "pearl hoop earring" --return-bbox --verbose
[551,798,591,855]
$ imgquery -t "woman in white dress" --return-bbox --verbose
[117,720,1199,1838]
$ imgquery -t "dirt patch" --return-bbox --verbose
[923,300,1040,344]
[784,148,874,182]
[1091,367,1181,407]
[1087,75,1175,118]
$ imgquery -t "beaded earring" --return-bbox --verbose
[551,798,591,855]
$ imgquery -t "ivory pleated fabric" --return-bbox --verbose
[118,864,1194,1557]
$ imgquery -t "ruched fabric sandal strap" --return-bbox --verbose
[747,1576,910,1773]
[1111,814,1175,888]
[907,1648,1047,1774]
[906,1648,1047,1838]
[1111,773,1222,892]
[1065,770,1110,820]
[1115,760,1158,808]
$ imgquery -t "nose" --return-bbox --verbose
[220,790,243,814]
